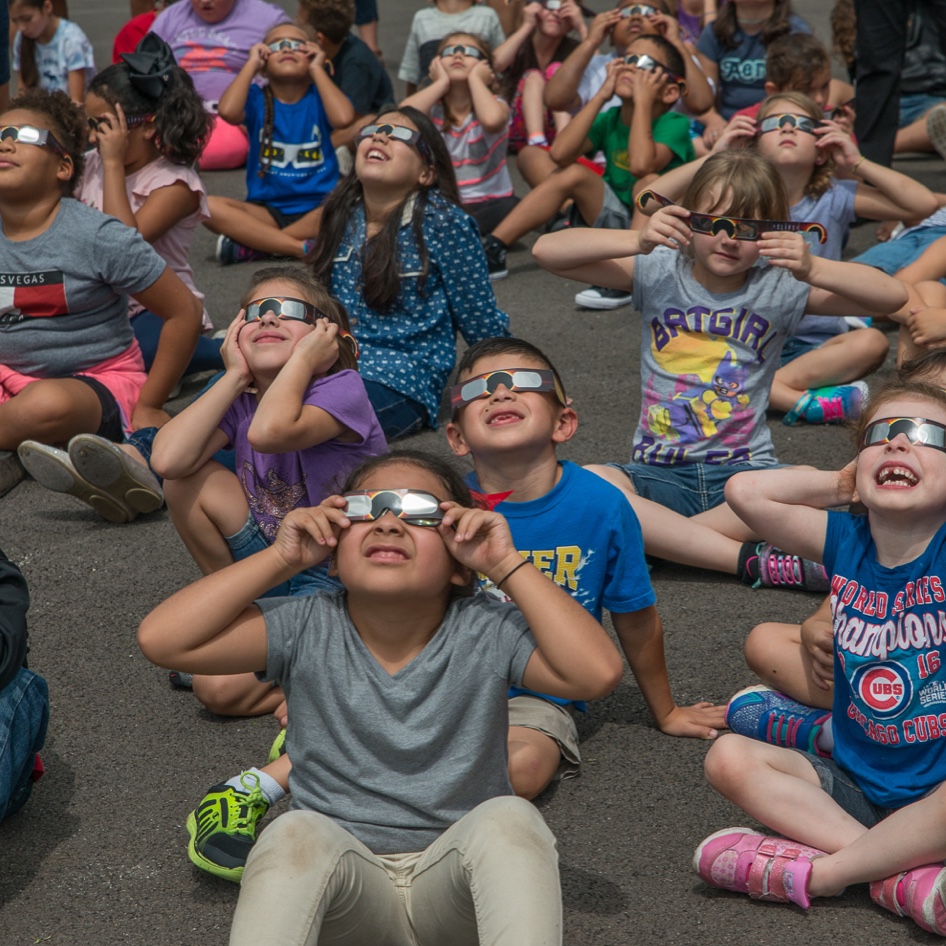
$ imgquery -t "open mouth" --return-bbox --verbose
[877,465,919,488]
[487,409,524,426]
[365,545,409,561]
[365,148,388,162]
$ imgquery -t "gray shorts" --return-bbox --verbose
[797,751,895,828]
[509,694,581,781]
[590,179,632,230]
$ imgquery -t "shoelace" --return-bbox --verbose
[762,549,803,586]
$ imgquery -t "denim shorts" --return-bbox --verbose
[779,335,820,367]
[363,379,428,440]
[226,513,342,598]
[797,752,896,828]
[900,92,946,127]
[608,460,776,516]
[853,225,946,282]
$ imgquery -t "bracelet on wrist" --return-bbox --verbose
[851,155,866,176]
[495,559,529,589]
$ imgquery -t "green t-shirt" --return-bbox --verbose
[587,108,695,207]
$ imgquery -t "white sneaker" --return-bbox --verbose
[574,285,633,310]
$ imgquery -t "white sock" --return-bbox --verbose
[816,716,834,754]
[226,767,286,806]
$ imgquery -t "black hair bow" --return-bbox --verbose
[120,33,177,100]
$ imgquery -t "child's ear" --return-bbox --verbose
[417,164,436,188]
[763,80,779,96]
[662,82,682,107]
[445,419,471,457]
[449,561,472,590]
[56,154,75,185]
[552,405,579,445]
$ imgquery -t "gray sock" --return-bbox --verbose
[226,767,286,806]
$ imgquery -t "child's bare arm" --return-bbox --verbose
[761,232,909,317]
[816,124,939,222]
[440,505,624,700]
[626,69,675,177]
[800,596,834,691]
[306,42,356,130]
[612,607,725,739]
[218,44,267,125]
[543,10,622,111]
[399,57,450,114]
[248,320,351,453]
[138,501,347,673]
[150,313,249,479]
[533,204,691,285]
[725,467,848,563]
[492,4,538,74]
[548,61,617,165]
[468,62,508,134]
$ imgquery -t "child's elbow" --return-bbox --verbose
[589,652,625,699]
[137,617,166,666]
[246,421,291,454]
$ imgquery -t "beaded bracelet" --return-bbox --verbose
[496,559,529,589]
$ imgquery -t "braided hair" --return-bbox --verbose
[258,83,277,179]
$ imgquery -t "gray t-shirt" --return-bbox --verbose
[630,246,809,466]
[0,199,166,376]
[260,590,536,854]
[790,180,857,346]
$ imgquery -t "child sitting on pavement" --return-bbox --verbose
[480,33,695,293]
[176,335,725,884]
[446,337,726,797]
[151,265,386,717]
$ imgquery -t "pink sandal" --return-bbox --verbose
[871,865,946,935]
[694,827,826,909]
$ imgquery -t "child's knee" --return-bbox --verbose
[508,740,560,799]
[192,674,276,717]
[744,622,782,675]
[703,733,754,790]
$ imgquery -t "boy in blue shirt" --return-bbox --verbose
[446,337,725,797]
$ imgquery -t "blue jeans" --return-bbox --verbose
[363,380,427,440]
[609,460,778,516]
[131,310,224,374]
[226,513,342,598]
[0,667,49,822]
[853,225,946,282]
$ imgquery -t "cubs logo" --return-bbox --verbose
[852,662,911,718]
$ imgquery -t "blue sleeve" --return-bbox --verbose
[244,84,264,138]
[823,510,853,579]
[436,209,510,344]
[602,494,656,615]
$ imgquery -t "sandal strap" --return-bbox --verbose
[747,838,818,908]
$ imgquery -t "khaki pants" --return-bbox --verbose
[230,796,562,946]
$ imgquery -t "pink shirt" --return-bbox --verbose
[77,153,212,331]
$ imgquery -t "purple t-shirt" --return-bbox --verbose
[149,0,289,103]
[218,370,387,542]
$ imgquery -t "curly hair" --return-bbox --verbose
[240,265,359,374]
[88,62,210,167]
[297,0,354,44]
[5,87,87,193]
[764,32,831,92]
[712,0,794,51]
[756,91,835,200]
[830,0,856,76]
[309,106,461,315]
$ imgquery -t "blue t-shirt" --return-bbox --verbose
[825,512,946,809]
[244,83,339,215]
[790,180,858,346]
[697,15,811,118]
[468,460,656,707]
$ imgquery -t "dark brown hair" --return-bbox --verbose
[241,265,359,373]
[712,0,794,50]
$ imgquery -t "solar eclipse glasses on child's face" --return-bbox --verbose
[860,417,946,454]
[636,190,828,244]
[356,123,432,162]
[450,368,567,410]
[243,297,359,353]
[757,113,822,136]
[619,4,658,17]
[267,38,306,53]
[622,52,684,85]
[0,124,67,156]
[342,489,445,526]
[440,44,486,60]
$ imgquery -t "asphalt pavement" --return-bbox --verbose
[1,1,944,944]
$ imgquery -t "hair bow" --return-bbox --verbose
[120,33,177,100]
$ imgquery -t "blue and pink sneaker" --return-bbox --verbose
[726,685,831,757]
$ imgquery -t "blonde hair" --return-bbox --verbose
[756,91,835,200]
[682,150,789,220]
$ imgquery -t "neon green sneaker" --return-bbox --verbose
[185,772,269,882]
[267,728,286,764]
